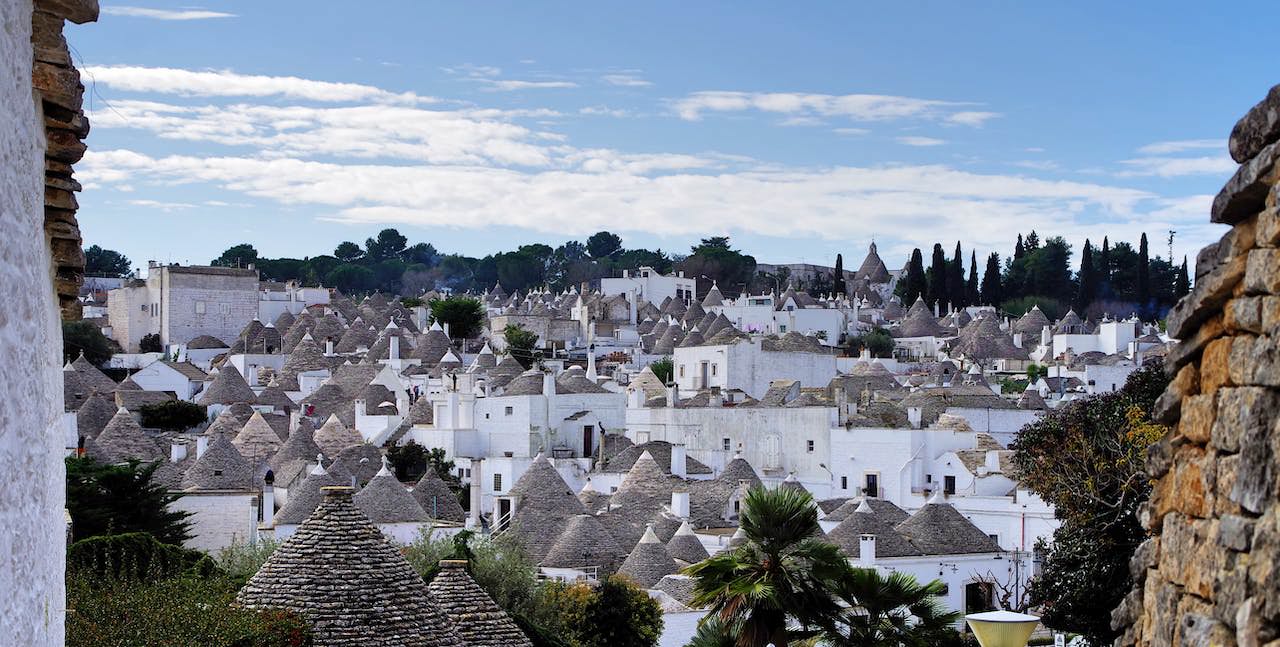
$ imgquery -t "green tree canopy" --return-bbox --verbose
[979,252,1002,306]
[431,296,485,340]
[678,237,756,299]
[334,241,363,262]
[63,320,114,365]
[66,457,193,545]
[365,227,408,261]
[325,263,377,294]
[139,400,207,431]
[504,323,541,369]
[586,231,623,259]
[85,245,132,277]
[211,243,258,268]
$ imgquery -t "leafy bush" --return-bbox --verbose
[504,323,541,369]
[215,536,280,585]
[140,333,163,353]
[67,532,217,581]
[579,575,664,647]
[844,327,894,358]
[140,400,208,431]
[648,357,673,384]
[431,295,485,340]
[66,570,311,647]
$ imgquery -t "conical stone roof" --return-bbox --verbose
[76,392,119,439]
[182,435,255,491]
[234,411,285,465]
[1013,305,1052,336]
[198,364,257,406]
[278,333,330,391]
[541,513,626,575]
[238,487,464,647]
[255,380,297,411]
[854,242,891,284]
[270,419,322,474]
[666,520,710,565]
[203,407,244,441]
[314,414,363,459]
[413,469,465,523]
[507,455,588,561]
[93,407,161,463]
[275,463,350,525]
[618,525,679,588]
[332,443,384,487]
[427,561,533,647]
[355,463,430,523]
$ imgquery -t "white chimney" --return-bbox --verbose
[907,406,923,429]
[671,444,687,478]
[985,450,1002,472]
[859,533,876,566]
[467,459,482,530]
[170,441,187,464]
[262,482,275,523]
[325,338,335,356]
[1012,332,1023,349]
[196,435,209,458]
[389,335,400,360]
[543,372,556,397]
[667,384,679,407]
[671,490,690,519]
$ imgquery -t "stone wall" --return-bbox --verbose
[33,0,96,320]
[0,1,93,644]
[1117,85,1280,646]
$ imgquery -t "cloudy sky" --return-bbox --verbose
[72,1,1275,272]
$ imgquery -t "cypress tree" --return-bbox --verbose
[903,248,927,304]
[1025,230,1041,250]
[981,252,1003,305]
[927,243,949,309]
[947,242,966,309]
[966,251,980,306]
[1174,256,1190,299]
[833,253,846,296]
[1075,239,1097,312]
[1138,233,1151,315]
[1014,234,1025,260]
[1098,236,1112,298]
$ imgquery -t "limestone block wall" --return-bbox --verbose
[1116,85,1280,646]
[32,0,96,320]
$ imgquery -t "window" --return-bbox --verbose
[806,440,815,453]
[139,304,147,313]
[722,438,732,451]
[213,469,223,476]
[989,534,1000,544]
[944,475,956,495]
[841,476,848,490]
[679,365,685,378]
[926,474,933,483]
[493,474,503,491]
[485,413,490,419]
[711,364,717,376]
[504,406,513,416]
[865,473,879,498]
[194,301,206,314]
[779,324,787,332]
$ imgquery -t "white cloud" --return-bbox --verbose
[126,199,198,210]
[779,116,825,127]
[946,111,1001,127]
[482,79,579,92]
[1117,155,1236,177]
[833,127,870,136]
[672,91,994,128]
[601,74,652,87]
[897,136,946,147]
[1024,147,1045,153]
[580,105,631,118]
[1136,139,1222,155]
[442,64,501,77]
[1012,160,1059,171]
[82,65,434,104]
[101,6,236,20]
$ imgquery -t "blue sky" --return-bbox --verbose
[71,1,1276,274]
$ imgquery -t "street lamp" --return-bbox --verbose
[965,610,1040,647]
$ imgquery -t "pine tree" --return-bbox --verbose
[903,249,927,304]
[1075,239,1097,312]
[947,242,966,309]
[1174,256,1191,299]
[927,243,949,309]
[833,253,846,296]
[981,253,1003,306]
[1014,234,1025,260]
[966,251,980,306]
[1138,233,1151,316]
[1025,230,1041,250]
[1098,237,1112,299]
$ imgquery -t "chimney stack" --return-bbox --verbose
[671,490,690,518]
[859,533,876,566]
[467,459,483,530]
[671,443,687,478]
[196,435,209,458]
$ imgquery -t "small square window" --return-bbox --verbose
[806,440,815,453]
[944,475,956,495]
[213,469,223,476]
[722,438,731,451]
[493,474,503,491]
[504,406,513,416]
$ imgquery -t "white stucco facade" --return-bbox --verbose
[170,491,260,552]
[672,340,837,399]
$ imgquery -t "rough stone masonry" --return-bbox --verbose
[1115,84,1280,646]
[33,0,96,320]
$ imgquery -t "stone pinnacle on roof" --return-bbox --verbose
[239,487,464,646]
[428,561,533,647]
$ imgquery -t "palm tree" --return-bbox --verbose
[684,487,848,647]
[822,568,962,647]
[683,616,738,647]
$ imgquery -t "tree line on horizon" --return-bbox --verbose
[893,230,1191,322]
[85,228,1189,320]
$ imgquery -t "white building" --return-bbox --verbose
[125,359,208,401]
[258,280,331,323]
[107,263,260,352]
[671,336,837,399]
[601,266,696,305]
